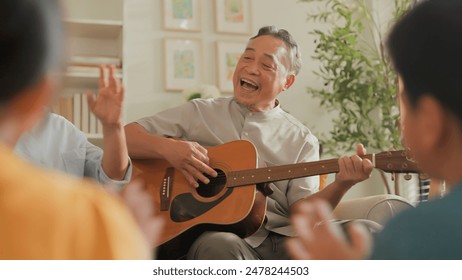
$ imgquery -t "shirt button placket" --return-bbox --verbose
[242,113,251,140]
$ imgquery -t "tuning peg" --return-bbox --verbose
[403,173,412,180]
[419,173,429,180]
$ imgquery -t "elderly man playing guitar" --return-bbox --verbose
[125,26,373,260]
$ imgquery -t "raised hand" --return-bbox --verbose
[86,65,129,180]
[86,65,124,127]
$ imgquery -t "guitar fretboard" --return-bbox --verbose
[226,151,419,188]
[227,158,342,188]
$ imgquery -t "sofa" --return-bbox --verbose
[333,194,414,232]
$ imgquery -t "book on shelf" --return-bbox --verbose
[80,93,89,133]
[66,65,123,77]
[53,88,105,139]
[64,64,122,89]
[80,93,100,136]
[52,95,73,123]
[69,55,122,67]
[73,93,81,129]
[89,103,97,135]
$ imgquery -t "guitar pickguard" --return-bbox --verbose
[170,188,233,222]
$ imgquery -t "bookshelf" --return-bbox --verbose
[54,0,125,144]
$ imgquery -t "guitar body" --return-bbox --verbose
[132,140,267,259]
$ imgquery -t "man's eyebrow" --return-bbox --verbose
[244,47,277,63]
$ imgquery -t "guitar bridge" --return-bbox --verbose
[160,167,174,211]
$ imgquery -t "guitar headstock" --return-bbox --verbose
[373,150,420,173]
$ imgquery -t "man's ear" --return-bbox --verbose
[282,74,295,91]
[415,96,446,151]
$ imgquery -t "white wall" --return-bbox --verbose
[122,0,394,200]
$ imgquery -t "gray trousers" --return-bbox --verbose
[186,231,289,260]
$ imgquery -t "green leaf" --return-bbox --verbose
[187,92,202,101]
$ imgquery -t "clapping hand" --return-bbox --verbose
[287,200,372,260]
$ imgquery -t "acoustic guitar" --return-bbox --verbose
[131,140,419,259]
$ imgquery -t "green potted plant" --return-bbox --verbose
[300,0,417,195]
[300,0,414,156]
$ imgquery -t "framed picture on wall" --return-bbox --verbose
[215,0,252,34]
[216,41,246,92]
[163,0,201,32]
[164,38,203,91]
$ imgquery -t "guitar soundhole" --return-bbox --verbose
[196,169,226,198]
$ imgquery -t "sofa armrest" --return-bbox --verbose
[333,194,414,226]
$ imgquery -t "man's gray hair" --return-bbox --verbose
[250,26,302,76]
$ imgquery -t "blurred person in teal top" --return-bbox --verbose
[287,0,462,260]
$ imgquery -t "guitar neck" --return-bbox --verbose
[226,149,420,187]
[227,156,356,188]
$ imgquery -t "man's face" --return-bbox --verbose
[232,35,294,112]
[398,76,450,180]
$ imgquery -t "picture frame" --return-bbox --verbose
[215,0,252,34]
[163,0,201,32]
[164,38,203,91]
[216,41,246,92]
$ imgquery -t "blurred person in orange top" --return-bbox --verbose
[0,0,161,259]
